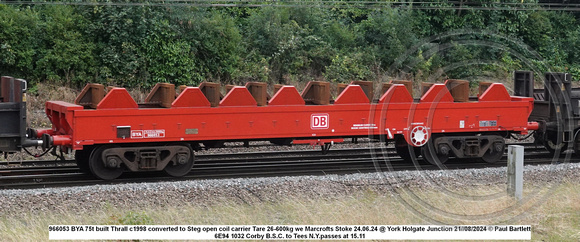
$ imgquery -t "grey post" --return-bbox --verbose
[507,145,524,200]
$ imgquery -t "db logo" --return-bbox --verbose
[311,113,329,129]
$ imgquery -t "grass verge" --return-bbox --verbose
[1,181,579,241]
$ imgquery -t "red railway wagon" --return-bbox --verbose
[28,80,537,180]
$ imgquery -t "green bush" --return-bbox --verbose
[107,211,153,225]
[1,2,579,87]
[324,51,372,83]
[0,5,41,80]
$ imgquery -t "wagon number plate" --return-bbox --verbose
[479,120,497,127]
[131,130,166,139]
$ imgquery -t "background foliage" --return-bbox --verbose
[0,1,579,88]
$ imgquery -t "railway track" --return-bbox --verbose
[0,142,544,166]
[0,143,567,190]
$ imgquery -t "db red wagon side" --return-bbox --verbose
[36,80,536,180]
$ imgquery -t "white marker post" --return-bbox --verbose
[507,145,524,200]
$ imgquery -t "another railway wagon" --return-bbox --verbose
[514,71,580,156]
[0,76,537,180]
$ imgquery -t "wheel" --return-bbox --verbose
[164,146,194,177]
[394,136,420,162]
[75,147,93,173]
[481,140,505,163]
[543,131,567,155]
[421,140,449,166]
[89,146,123,180]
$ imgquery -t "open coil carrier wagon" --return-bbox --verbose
[0,76,537,180]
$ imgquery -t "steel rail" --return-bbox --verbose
[0,144,565,190]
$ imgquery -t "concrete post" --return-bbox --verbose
[507,145,524,200]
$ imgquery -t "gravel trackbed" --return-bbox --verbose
[1,163,579,216]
